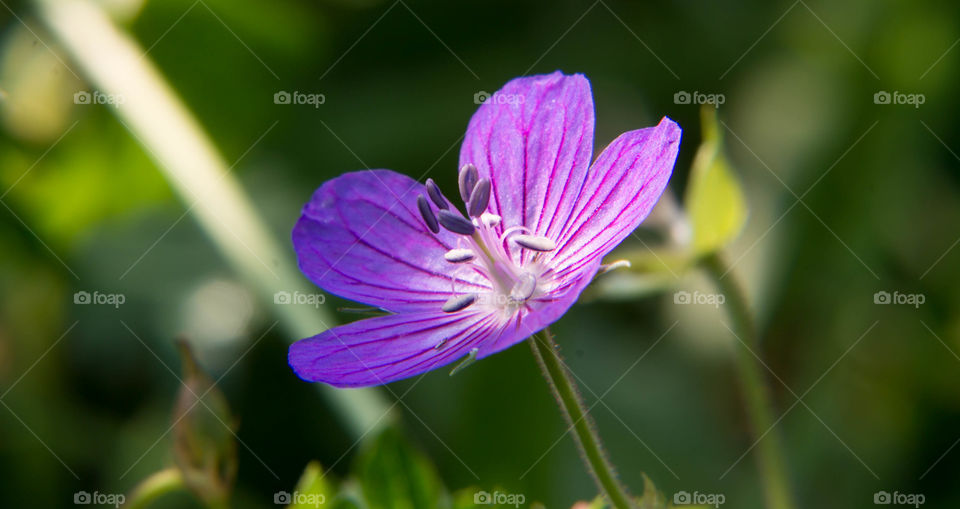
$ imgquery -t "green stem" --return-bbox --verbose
[701,252,795,509]
[528,329,634,509]
[124,468,184,509]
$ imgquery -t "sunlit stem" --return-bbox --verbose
[529,329,634,509]
[34,0,393,437]
[702,252,796,509]
[124,468,184,509]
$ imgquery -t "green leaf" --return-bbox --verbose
[289,461,336,509]
[353,427,447,509]
[684,106,747,255]
[636,474,669,509]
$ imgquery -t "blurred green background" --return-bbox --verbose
[1,0,958,507]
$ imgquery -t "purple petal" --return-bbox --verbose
[293,170,489,313]
[288,309,496,387]
[550,117,682,276]
[459,72,595,242]
[289,269,597,388]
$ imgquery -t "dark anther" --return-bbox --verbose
[425,178,449,209]
[467,178,491,217]
[458,164,479,203]
[437,210,476,235]
[417,195,440,234]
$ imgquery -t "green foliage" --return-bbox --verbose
[683,106,747,256]
[0,118,171,246]
[289,461,337,509]
[3,1,959,508]
[282,428,585,509]
[282,427,450,509]
[280,431,689,509]
[352,427,447,509]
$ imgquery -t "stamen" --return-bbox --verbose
[480,212,501,228]
[416,165,560,317]
[513,234,557,252]
[501,225,531,238]
[444,249,476,263]
[598,260,631,275]
[509,273,537,302]
[458,163,479,203]
[425,178,449,209]
[417,195,439,233]
[438,210,476,235]
[467,178,491,217]
[442,293,477,312]
[449,347,480,376]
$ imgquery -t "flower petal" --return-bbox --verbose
[459,71,595,240]
[288,309,496,387]
[550,117,682,275]
[293,170,489,313]
[289,269,597,388]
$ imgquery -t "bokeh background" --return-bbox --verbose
[1,0,958,507]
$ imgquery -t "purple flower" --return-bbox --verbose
[289,72,681,387]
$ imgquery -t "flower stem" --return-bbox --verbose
[124,468,184,509]
[528,329,634,509]
[701,252,795,509]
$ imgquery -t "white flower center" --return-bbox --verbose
[417,164,558,317]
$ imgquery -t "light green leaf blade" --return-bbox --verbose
[684,106,747,255]
[289,461,337,509]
